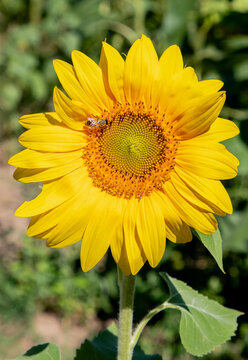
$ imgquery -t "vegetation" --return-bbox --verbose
[0,0,248,359]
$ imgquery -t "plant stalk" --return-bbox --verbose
[131,301,172,349]
[117,268,136,360]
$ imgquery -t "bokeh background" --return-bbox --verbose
[0,0,248,359]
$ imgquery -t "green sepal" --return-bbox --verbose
[74,329,162,360]
[10,343,60,360]
[193,227,225,273]
[160,272,243,356]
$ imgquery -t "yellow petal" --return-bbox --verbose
[175,166,233,214]
[153,191,192,243]
[109,198,126,258]
[173,92,226,139]
[176,141,239,180]
[110,199,135,276]
[40,199,92,245]
[170,171,225,216]
[163,181,218,234]
[53,59,85,102]
[122,198,146,275]
[26,227,52,240]
[153,46,183,107]
[19,126,86,152]
[172,66,198,84]
[50,229,83,248]
[53,87,88,130]
[136,196,165,267]
[157,67,198,113]
[124,34,159,107]
[81,194,121,271]
[100,41,125,104]
[27,185,88,238]
[13,158,82,183]
[19,112,61,129]
[166,221,192,244]
[15,167,87,217]
[169,67,198,97]
[48,200,93,247]
[162,79,223,109]
[110,198,133,276]
[171,90,223,119]
[159,45,183,80]
[197,117,240,142]
[9,149,82,169]
[114,242,132,276]
[196,79,223,94]
[71,50,112,110]
[47,181,104,248]
[28,209,64,238]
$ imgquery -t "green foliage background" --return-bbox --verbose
[0,0,248,359]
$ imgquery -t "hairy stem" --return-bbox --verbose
[117,268,136,360]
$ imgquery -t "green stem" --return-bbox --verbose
[131,301,174,349]
[117,268,136,360]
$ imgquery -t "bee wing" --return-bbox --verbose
[86,117,98,127]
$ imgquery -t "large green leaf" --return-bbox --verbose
[74,329,161,360]
[160,273,242,356]
[194,228,225,273]
[11,343,60,360]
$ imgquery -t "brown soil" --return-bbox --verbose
[0,312,103,360]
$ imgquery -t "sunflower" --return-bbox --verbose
[9,35,239,275]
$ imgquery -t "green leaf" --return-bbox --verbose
[194,228,225,273]
[107,321,118,336]
[11,343,60,360]
[160,273,243,356]
[74,330,116,360]
[74,330,162,360]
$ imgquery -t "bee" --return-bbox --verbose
[85,117,108,129]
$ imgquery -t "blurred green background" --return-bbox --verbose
[0,0,248,359]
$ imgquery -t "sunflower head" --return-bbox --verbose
[9,35,239,275]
